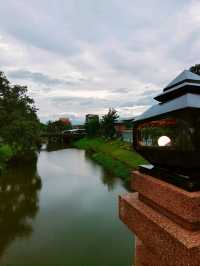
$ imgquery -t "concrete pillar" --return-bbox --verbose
[119,171,200,266]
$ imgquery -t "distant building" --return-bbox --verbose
[85,114,99,123]
[114,117,135,143]
[59,117,71,126]
[114,117,135,133]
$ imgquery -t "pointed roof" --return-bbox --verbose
[135,94,200,122]
[164,70,200,91]
[154,69,200,102]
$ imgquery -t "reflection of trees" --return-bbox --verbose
[47,142,69,152]
[100,174,131,192]
[0,160,41,257]
[100,174,117,191]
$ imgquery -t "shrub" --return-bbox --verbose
[0,144,13,162]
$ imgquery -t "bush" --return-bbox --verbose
[0,144,13,162]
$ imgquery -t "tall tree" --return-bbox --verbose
[101,108,119,139]
[0,71,40,158]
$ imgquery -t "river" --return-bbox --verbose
[1,148,133,266]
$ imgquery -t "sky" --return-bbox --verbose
[0,0,199,124]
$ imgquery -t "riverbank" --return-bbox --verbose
[73,138,147,181]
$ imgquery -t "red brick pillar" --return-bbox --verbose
[119,171,200,266]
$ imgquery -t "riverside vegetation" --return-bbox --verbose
[74,138,147,182]
[0,71,41,173]
[76,108,147,182]
[0,71,146,179]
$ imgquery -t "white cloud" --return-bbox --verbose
[0,0,199,123]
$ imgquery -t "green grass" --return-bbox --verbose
[73,138,147,181]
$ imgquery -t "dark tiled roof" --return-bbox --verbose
[135,94,200,122]
[164,70,200,91]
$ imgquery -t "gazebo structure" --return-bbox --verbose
[119,69,200,266]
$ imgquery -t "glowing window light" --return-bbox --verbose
[158,136,171,147]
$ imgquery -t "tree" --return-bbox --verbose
[85,116,100,137]
[47,119,72,134]
[0,71,40,158]
[190,64,200,76]
[101,108,119,139]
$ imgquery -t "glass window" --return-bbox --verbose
[136,118,195,151]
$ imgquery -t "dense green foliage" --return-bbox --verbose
[0,71,40,161]
[73,137,147,181]
[100,108,119,139]
[0,145,13,161]
[0,144,13,173]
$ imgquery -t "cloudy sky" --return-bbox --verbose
[0,0,199,124]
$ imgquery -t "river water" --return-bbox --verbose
[1,148,133,266]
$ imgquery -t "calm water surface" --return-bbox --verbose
[1,148,133,266]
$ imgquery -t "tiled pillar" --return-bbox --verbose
[119,171,200,266]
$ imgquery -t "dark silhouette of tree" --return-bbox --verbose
[101,108,119,139]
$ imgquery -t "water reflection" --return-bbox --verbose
[100,174,118,191]
[0,160,41,259]
[84,151,131,192]
[100,174,131,192]
[46,142,69,151]
[3,149,132,266]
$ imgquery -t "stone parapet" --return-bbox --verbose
[119,171,200,265]
[132,171,200,230]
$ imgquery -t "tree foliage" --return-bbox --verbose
[47,119,72,134]
[100,108,119,139]
[0,71,40,158]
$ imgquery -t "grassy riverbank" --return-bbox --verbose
[73,138,147,181]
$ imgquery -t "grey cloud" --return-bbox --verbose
[51,93,155,110]
[140,89,159,98]
[112,88,130,94]
[51,96,110,108]
[8,69,74,86]
[119,95,155,108]
[0,0,198,123]
[0,1,80,56]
